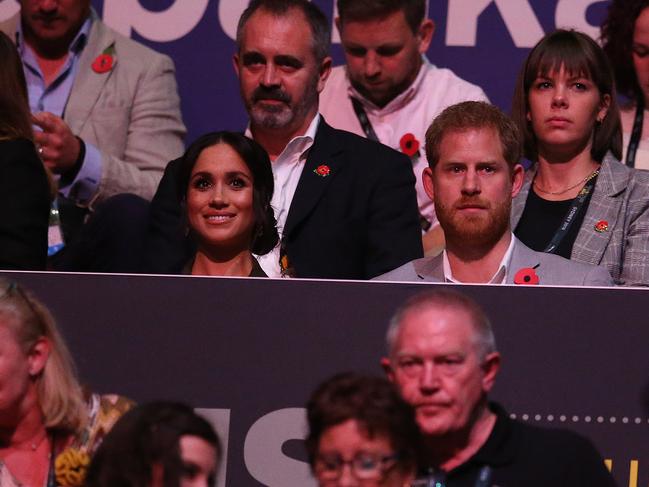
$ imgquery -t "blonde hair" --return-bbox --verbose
[0,279,86,433]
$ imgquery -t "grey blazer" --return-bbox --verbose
[511,154,649,286]
[375,237,613,286]
[0,11,186,204]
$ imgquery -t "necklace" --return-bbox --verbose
[533,168,600,196]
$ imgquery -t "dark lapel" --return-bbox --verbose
[283,120,345,236]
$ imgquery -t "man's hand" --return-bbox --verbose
[32,112,81,175]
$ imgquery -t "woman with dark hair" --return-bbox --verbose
[602,0,649,168]
[306,373,421,487]
[511,29,649,286]
[0,31,51,269]
[84,401,220,487]
[176,131,278,276]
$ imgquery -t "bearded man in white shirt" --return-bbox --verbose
[319,0,488,254]
[146,0,423,279]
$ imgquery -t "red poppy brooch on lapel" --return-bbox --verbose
[594,220,609,233]
[513,264,540,285]
[92,46,116,74]
[314,164,330,177]
[399,133,420,158]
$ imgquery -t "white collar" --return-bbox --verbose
[346,56,429,115]
[245,113,320,162]
[442,233,516,284]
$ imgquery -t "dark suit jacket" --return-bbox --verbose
[145,119,423,279]
[0,138,50,270]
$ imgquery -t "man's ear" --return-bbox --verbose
[27,337,50,378]
[316,56,333,93]
[422,166,435,201]
[510,163,524,199]
[417,19,435,53]
[232,53,241,79]
[481,352,501,394]
[381,357,396,382]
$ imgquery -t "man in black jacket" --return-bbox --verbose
[146,0,422,279]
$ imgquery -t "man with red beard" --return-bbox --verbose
[376,101,612,285]
[381,289,616,486]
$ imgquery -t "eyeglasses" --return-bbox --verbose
[314,452,399,481]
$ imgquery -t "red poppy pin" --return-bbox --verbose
[513,264,540,285]
[594,220,609,233]
[92,46,116,74]
[314,164,330,177]
[399,133,420,158]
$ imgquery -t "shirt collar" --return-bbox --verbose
[245,113,320,163]
[346,55,429,115]
[442,233,516,284]
[16,15,91,57]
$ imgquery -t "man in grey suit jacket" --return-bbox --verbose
[377,101,612,286]
[1,1,185,206]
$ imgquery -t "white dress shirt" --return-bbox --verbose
[251,114,320,278]
[442,234,516,284]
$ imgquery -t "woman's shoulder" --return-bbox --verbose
[71,393,135,453]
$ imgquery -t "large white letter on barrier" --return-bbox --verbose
[102,0,208,42]
[555,0,606,41]
[244,408,317,486]
[446,0,544,48]
[0,0,19,21]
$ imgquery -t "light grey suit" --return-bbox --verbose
[1,11,186,204]
[375,237,613,286]
[512,154,649,286]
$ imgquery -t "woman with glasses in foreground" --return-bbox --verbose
[306,373,421,487]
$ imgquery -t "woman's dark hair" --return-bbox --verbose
[177,131,279,255]
[511,29,622,163]
[0,31,33,140]
[84,401,221,487]
[305,373,422,474]
[601,0,649,100]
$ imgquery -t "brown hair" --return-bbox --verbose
[425,101,522,171]
[511,29,622,163]
[236,0,331,64]
[0,32,33,141]
[337,0,425,33]
[305,372,421,472]
[0,279,86,433]
[601,0,649,100]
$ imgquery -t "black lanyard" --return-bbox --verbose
[350,96,431,231]
[625,98,644,168]
[542,170,599,254]
[350,97,380,142]
[417,465,492,487]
